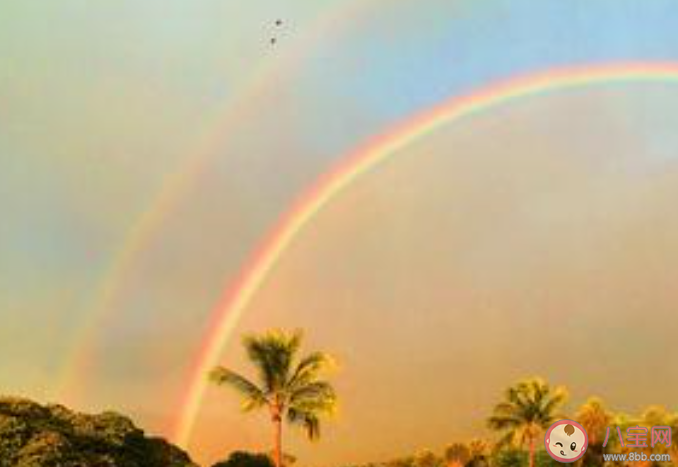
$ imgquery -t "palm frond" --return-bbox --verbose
[539,386,567,425]
[209,366,268,411]
[290,380,336,402]
[494,431,517,449]
[287,407,322,440]
[488,414,522,430]
[287,351,334,391]
[243,330,303,393]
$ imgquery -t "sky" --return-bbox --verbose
[2,1,678,466]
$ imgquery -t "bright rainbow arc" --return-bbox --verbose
[172,61,678,447]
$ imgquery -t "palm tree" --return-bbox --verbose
[488,378,568,467]
[209,330,337,467]
[445,443,470,467]
[577,398,612,467]
[469,439,492,457]
[577,397,612,446]
[639,406,678,466]
[467,439,492,467]
[604,411,634,467]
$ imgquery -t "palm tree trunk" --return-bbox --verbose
[273,414,283,467]
[529,436,535,467]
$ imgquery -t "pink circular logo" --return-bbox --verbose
[544,419,588,463]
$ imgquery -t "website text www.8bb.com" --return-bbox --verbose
[603,452,672,463]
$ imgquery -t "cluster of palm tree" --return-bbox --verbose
[488,378,678,467]
[208,330,677,467]
[338,439,491,467]
[362,378,677,467]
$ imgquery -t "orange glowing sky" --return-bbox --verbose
[4,1,678,466]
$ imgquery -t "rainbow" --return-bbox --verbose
[55,0,388,399]
[172,61,678,447]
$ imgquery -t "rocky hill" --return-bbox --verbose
[0,396,198,467]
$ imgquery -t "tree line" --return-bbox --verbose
[210,330,677,467]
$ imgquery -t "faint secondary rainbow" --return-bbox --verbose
[55,0,392,400]
[172,61,678,446]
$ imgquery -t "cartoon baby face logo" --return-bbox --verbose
[545,419,588,463]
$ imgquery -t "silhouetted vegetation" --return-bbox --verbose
[338,377,678,467]
[3,336,677,467]
[211,451,275,467]
[0,396,197,467]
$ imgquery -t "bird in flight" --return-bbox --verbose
[271,19,283,45]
